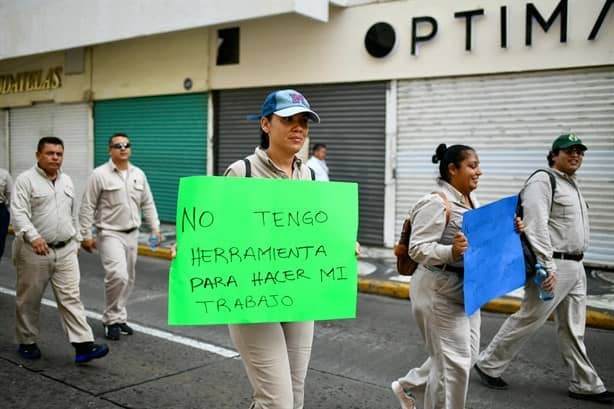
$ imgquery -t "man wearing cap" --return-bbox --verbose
[11,136,108,363]
[79,132,160,341]
[475,134,614,403]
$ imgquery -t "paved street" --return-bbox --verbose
[1,236,613,408]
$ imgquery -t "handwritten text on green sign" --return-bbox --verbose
[168,176,358,325]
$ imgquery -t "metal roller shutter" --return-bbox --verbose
[215,82,387,245]
[94,93,208,223]
[9,103,90,200]
[396,67,614,268]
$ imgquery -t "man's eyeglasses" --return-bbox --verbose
[110,143,131,149]
[562,147,585,156]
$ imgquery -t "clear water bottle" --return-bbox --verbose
[149,235,159,252]
[533,263,554,301]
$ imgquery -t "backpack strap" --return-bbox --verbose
[526,169,556,204]
[520,169,556,215]
[243,158,252,178]
[309,167,316,180]
[432,191,451,225]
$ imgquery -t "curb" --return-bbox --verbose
[358,278,614,331]
[138,245,173,259]
[141,246,614,331]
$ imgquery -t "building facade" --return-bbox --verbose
[1,0,612,265]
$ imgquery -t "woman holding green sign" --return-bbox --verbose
[223,89,321,409]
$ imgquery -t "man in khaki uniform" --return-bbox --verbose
[11,136,109,363]
[0,167,12,259]
[475,134,614,404]
[79,132,160,341]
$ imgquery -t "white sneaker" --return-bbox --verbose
[391,381,416,409]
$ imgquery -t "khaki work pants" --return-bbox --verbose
[229,321,314,409]
[397,310,480,392]
[477,259,606,394]
[98,229,138,325]
[411,265,476,409]
[13,238,94,344]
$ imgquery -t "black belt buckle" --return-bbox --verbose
[48,240,69,249]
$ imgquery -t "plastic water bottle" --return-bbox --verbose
[149,235,159,252]
[533,263,554,301]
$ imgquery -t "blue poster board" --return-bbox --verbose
[462,195,525,316]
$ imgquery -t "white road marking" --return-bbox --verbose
[0,286,239,359]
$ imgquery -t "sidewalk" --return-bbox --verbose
[140,224,614,330]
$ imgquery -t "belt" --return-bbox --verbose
[118,227,138,234]
[553,252,583,261]
[48,240,69,249]
[434,264,464,275]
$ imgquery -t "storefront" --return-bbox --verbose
[395,67,614,267]
[2,0,612,265]
[0,51,93,199]
[214,82,387,244]
[94,93,208,222]
[204,0,614,259]
[9,102,91,200]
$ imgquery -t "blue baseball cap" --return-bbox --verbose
[247,89,320,123]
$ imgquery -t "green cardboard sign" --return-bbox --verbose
[168,176,359,325]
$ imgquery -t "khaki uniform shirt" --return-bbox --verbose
[521,168,589,272]
[408,180,480,268]
[0,168,12,205]
[11,165,79,243]
[79,159,160,241]
[224,147,313,180]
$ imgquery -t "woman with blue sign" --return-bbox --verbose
[390,144,524,409]
[223,89,320,409]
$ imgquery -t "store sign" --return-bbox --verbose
[365,0,612,58]
[0,66,63,95]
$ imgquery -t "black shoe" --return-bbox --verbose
[474,364,508,390]
[75,343,109,364]
[568,390,614,403]
[118,323,134,335]
[104,324,121,340]
[18,343,42,360]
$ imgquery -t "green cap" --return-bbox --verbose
[552,133,587,151]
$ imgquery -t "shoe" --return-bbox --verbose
[18,343,42,360]
[104,324,121,340]
[568,390,614,403]
[391,381,416,409]
[118,322,134,335]
[474,364,508,390]
[75,343,109,363]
